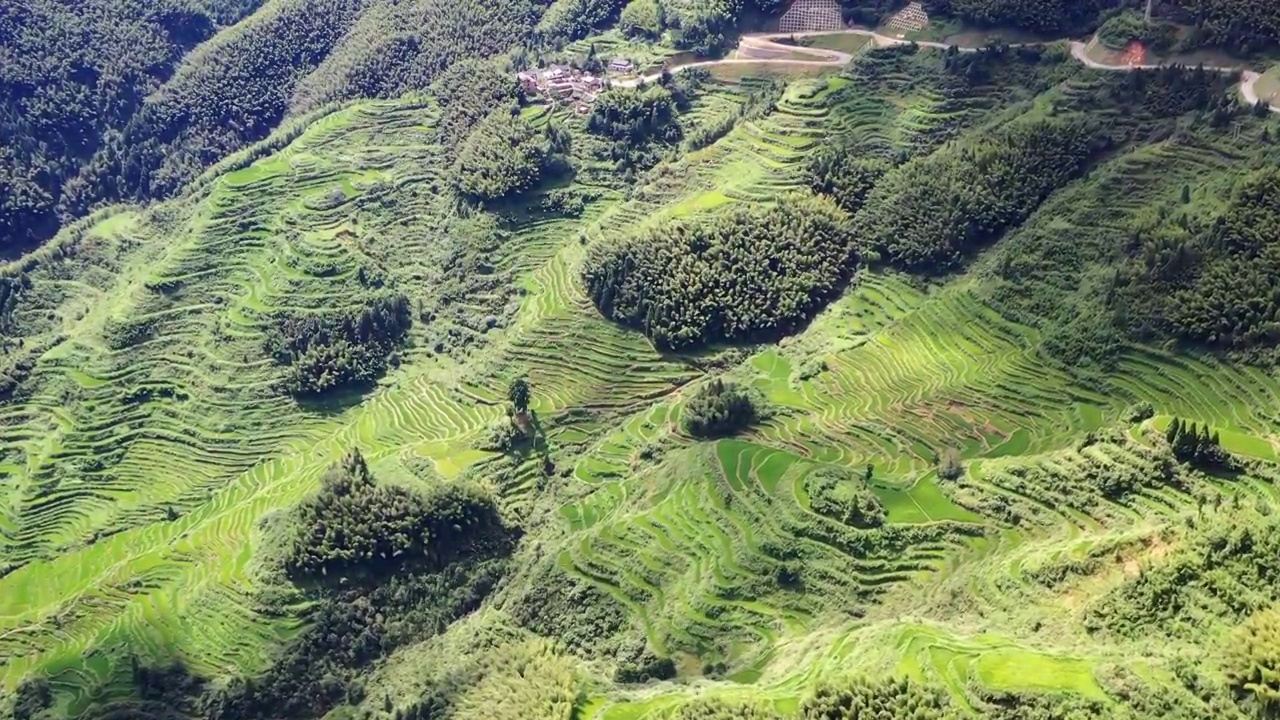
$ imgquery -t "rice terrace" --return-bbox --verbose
[4,1,1280,719]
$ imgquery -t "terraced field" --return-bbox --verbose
[3,43,1280,720]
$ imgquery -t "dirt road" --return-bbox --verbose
[616,29,1276,113]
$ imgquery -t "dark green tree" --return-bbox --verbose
[508,377,531,414]
[682,379,757,438]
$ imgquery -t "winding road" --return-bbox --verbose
[618,28,1276,113]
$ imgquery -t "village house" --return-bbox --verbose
[520,63,608,109]
[608,57,634,74]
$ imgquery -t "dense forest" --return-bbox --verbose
[681,379,759,438]
[920,0,1280,49]
[453,110,555,202]
[283,450,511,582]
[582,194,856,348]
[925,0,1118,34]
[0,0,263,255]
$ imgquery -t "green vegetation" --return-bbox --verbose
[265,293,411,396]
[10,15,1280,720]
[583,194,856,347]
[454,111,554,202]
[1087,506,1280,638]
[0,0,265,255]
[682,379,758,438]
[1164,417,1227,466]
[1224,607,1280,711]
[283,450,510,581]
[805,145,893,216]
[1097,11,1179,52]
[588,82,687,171]
[1167,0,1280,53]
[925,0,1115,34]
[1115,168,1280,361]
[855,115,1106,272]
[619,0,665,40]
[804,466,886,528]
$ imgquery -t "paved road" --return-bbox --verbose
[617,29,1276,113]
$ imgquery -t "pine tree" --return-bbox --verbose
[1196,424,1213,461]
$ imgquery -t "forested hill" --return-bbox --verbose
[0,0,264,254]
[5,0,1280,259]
[0,0,549,258]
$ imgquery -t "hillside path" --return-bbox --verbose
[617,28,1277,113]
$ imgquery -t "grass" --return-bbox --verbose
[3,42,1280,720]
[1255,64,1280,105]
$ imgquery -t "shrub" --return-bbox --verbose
[682,379,757,438]
[1223,607,1280,710]
[937,449,964,481]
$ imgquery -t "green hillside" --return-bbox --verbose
[4,7,1280,720]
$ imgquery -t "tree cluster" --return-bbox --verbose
[684,78,782,152]
[286,0,541,113]
[264,292,411,396]
[381,638,579,720]
[283,450,511,582]
[72,0,365,216]
[804,466,886,528]
[535,0,624,43]
[3,0,546,258]
[681,379,758,438]
[1164,418,1227,466]
[802,677,959,719]
[583,194,857,348]
[453,111,552,202]
[924,0,1116,34]
[619,0,665,39]
[587,83,685,172]
[1097,11,1180,52]
[855,116,1106,272]
[431,59,520,148]
[970,434,1180,527]
[666,676,958,719]
[204,554,510,719]
[507,560,630,658]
